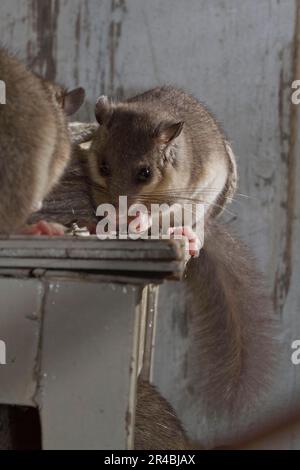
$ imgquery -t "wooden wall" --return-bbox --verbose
[1,0,300,448]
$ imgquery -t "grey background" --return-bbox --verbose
[1,0,300,447]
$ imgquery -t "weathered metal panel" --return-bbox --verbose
[0,279,42,406]
[37,280,140,450]
[0,268,175,449]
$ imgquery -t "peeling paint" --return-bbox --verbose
[273,0,300,314]
[73,6,81,84]
[29,0,59,81]
[108,0,127,97]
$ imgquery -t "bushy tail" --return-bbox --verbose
[184,220,278,415]
[135,379,201,449]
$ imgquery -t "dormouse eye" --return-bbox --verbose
[136,166,152,183]
[99,161,111,177]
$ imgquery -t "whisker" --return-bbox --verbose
[132,196,237,218]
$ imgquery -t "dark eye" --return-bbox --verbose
[99,161,111,177]
[136,166,152,183]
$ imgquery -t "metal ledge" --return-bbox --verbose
[0,237,186,280]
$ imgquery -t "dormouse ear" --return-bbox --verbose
[154,121,184,145]
[95,95,114,126]
[63,87,85,116]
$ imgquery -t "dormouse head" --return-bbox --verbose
[90,95,185,205]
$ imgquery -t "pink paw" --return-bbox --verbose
[21,221,66,236]
[168,226,202,258]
